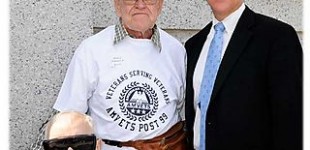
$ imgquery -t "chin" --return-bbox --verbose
[131,23,153,30]
[132,26,151,32]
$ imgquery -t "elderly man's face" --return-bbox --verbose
[114,0,163,32]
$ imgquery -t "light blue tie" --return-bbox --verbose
[199,22,225,150]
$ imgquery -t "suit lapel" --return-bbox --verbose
[186,23,212,76]
[190,23,212,62]
[211,7,255,100]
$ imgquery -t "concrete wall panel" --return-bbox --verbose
[10,0,92,149]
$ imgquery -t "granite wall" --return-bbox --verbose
[10,0,302,149]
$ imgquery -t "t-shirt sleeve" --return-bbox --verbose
[53,41,97,113]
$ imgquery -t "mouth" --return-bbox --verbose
[133,13,148,16]
[132,13,149,19]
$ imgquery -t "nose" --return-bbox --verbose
[135,0,147,9]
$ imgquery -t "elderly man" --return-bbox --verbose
[43,111,102,150]
[30,0,187,150]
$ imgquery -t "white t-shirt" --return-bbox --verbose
[53,25,187,150]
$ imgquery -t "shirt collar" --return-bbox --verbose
[212,3,246,34]
[113,20,162,50]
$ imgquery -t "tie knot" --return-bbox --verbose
[214,22,225,32]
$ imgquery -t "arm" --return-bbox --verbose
[268,25,302,150]
[53,40,97,112]
[178,47,187,121]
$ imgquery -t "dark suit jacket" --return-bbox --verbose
[185,6,302,150]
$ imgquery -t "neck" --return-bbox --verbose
[214,14,226,21]
[125,26,153,39]
[213,2,243,21]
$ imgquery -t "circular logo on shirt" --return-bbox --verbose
[119,81,158,121]
[105,70,172,132]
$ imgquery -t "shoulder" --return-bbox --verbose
[234,7,299,42]
[73,25,115,57]
[185,22,212,47]
[159,28,182,46]
[81,25,115,48]
[74,25,115,55]
[158,28,186,53]
[252,11,297,36]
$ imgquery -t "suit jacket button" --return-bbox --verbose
[208,122,212,125]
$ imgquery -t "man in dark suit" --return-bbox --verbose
[184,0,302,150]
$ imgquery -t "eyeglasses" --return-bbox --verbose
[123,0,158,5]
[43,134,96,150]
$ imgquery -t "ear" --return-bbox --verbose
[114,0,122,17]
[157,0,164,13]
[96,139,102,150]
